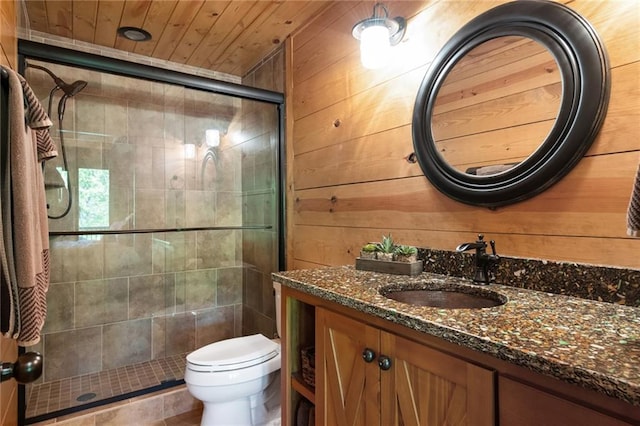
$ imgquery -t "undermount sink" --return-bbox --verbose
[380,283,507,309]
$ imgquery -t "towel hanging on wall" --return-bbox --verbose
[0,66,19,339]
[0,65,56,346]
[627,160,640,237]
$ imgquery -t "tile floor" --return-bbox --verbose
[26,353,188,420]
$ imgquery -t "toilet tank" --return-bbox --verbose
[273,282,282,338]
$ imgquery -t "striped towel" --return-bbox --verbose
[1,67,55,346]
[18,73,57,160]
[628,162,640,237]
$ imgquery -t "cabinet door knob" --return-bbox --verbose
[378,355,392,371]
[362,348,376,363]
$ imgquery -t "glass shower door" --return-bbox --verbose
[23,58,280,421]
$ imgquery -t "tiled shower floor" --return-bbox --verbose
[26,353,188,420]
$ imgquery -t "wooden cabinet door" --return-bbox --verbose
[380,331,496,426]
[499,377,634,426]
[316,308,381,426]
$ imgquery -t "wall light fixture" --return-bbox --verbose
[205,129,220,148]
[352,3,407,69]
[185,129,221,159]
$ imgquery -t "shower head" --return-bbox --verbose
[64,80,88,97]
[27,63,87,97]
[56,81,87,121]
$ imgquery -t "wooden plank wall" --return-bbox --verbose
[285,0,640,272]
[0,0,18,423]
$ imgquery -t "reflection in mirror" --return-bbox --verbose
[431,36,561,176]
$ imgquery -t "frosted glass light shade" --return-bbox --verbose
[360,25,391,69]
[206,129,220,147]
[184,143,196,159]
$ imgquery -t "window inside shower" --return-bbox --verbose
[21,56,282,422]
[78,168,110,231]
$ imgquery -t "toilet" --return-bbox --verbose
[185,282,283,425]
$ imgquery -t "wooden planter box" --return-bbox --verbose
[355,258,423,276]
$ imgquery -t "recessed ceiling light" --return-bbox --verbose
[117,26,152,42]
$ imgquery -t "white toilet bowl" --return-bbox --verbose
[185,282,283,425]
[185,333,281,425]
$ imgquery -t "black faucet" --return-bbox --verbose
[455,234,500,284]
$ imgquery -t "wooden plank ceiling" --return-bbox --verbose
[23,0,332,76]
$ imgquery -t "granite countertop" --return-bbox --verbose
[272,266,640,406]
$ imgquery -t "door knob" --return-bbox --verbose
[378,355,392,371]
[362,348,376,363]
[1,352,43,384]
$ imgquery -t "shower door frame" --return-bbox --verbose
[17,39,286,424]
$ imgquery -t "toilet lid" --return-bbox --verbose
[187,334,280,372]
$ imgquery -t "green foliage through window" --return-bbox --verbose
[78,168,109,229]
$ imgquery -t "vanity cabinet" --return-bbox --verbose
[279,283,639,426]
[316,308,495,425]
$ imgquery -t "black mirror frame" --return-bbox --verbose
[412,0,610,208]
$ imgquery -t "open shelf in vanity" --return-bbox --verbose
[280,285,317,425]
[291,372,315,404]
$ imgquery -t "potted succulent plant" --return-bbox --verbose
[359,243,378,259]
[375,234,396,261]
[394,245,418,263]
[355,234,423,276]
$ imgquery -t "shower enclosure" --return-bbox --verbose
[19,41,283,423]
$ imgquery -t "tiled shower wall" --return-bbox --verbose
[24,60,279,384]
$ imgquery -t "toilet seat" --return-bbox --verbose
[187,334,280,373]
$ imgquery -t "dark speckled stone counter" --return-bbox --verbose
[272,266,640,407]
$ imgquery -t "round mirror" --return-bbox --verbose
[432,36,562,176]
[412,0,610,207]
